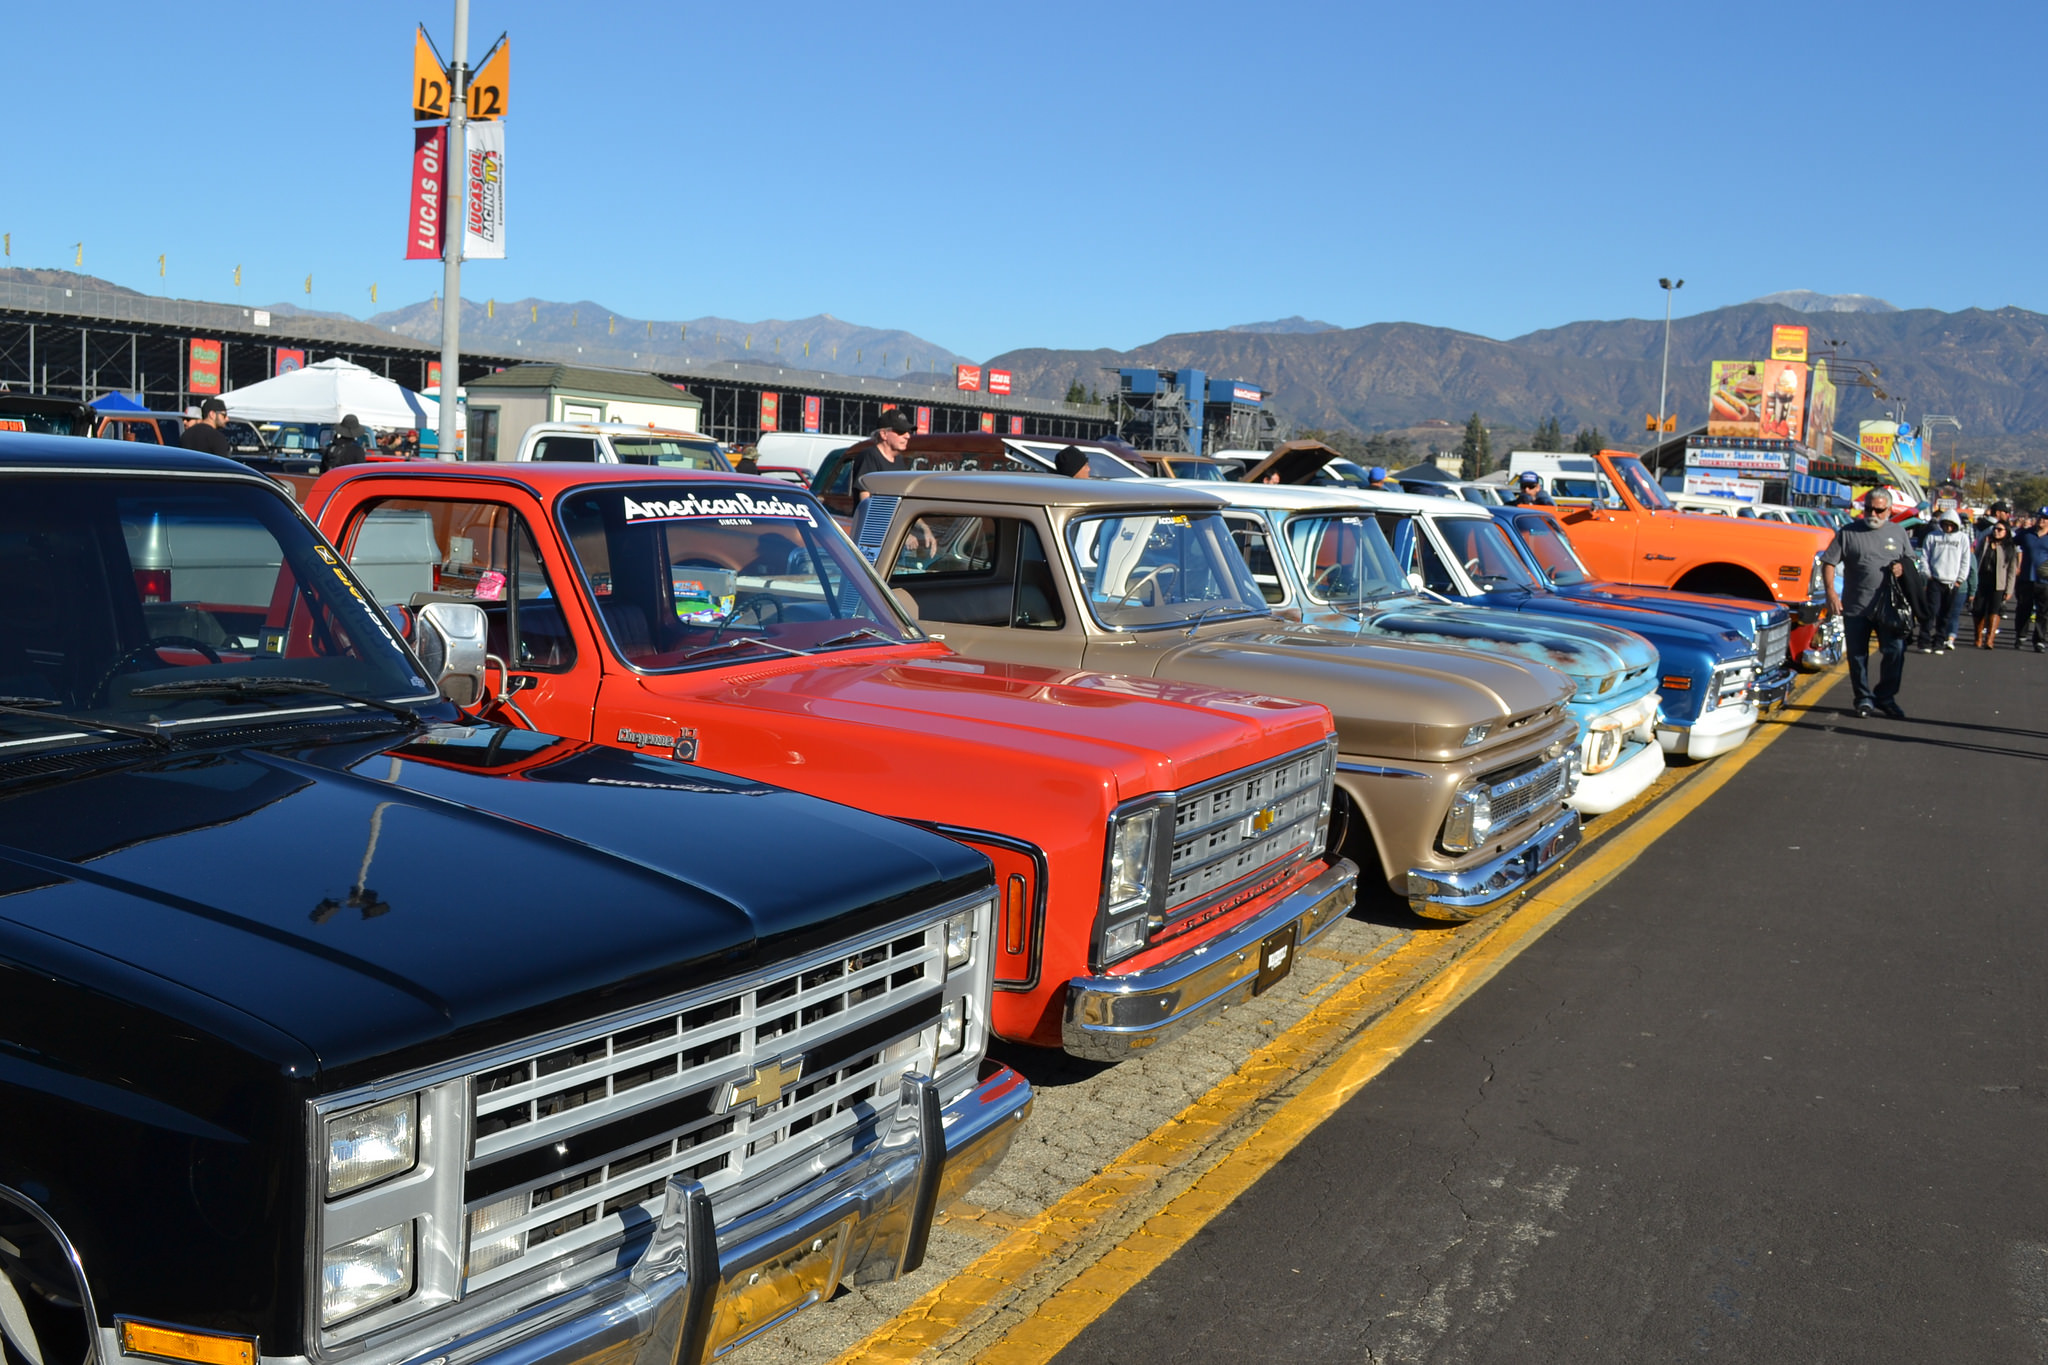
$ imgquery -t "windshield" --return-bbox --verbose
[0,405,90,437]
[558,483,917,670]
[1610,456,1673,511]
[1065,511,1266,631]
[610,436,728,470]
[0,476,427,742]
[1510,515,1590,585]
[1170,461,1227,481]
[1432,517,1543,591]
[1284,514,1409,605]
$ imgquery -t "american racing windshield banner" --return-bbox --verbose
[619,489,821,527]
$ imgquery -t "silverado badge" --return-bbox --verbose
[721,1057,804,1113]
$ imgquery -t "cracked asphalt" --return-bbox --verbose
[1055,649,2048,1362]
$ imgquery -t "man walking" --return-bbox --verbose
[179,397,233,457]
[1824,488,1911,719]
[2014,507,2048,653]
[1917,510,1972,653]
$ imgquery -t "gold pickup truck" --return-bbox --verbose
[861,470,1586,920]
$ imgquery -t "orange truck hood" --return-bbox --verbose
[613,646,1334,812]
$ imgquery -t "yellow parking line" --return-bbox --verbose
[837,664,1846,1365]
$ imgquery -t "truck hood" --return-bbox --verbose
[1477,591,1753,666]
[1343,600,1656,691]
[640,647,1333,804]
[0,726,985,1081]
[1557,581,1784,639]
[1141,625,1574,763]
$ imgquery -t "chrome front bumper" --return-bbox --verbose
[1405,808,1581,921]
[387,1061,1031,1365]
[1798,615,1844,669]
[1061,859,1359,1060]
[1753,662,1797,711]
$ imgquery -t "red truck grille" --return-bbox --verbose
[1164,740,1334,919]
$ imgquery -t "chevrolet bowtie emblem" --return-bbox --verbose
[722,1057,805,1112]
[1249,805,1280,835]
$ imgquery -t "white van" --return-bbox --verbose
[510,422,728,470]
[753,431,864,477]
[1503,452,1618,506]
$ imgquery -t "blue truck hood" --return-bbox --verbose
[1467,589,1753,667]
[1343,599,1659,706]
[1553,580,1786,641]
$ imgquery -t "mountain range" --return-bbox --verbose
[365,298,972,380]
[984,297,2048,463]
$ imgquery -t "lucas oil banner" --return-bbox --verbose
[406,125,446,261]
[463,121,506,260]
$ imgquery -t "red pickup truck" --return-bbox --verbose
[308,464,1355,1057]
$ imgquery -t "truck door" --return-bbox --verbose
[329,485,601,738]
[882,509,1086,670]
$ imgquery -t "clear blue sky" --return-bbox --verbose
[9,1,2043,359]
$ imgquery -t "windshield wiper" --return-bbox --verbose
[814,627,897,649]
[128,677,424,725]
[675,637,809,664]
[0,696,171,748]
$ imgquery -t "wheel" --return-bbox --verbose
[1310,564,1357,598]
[90,635,223,701]
[1115,565,1178,608]
[705,594,784,645]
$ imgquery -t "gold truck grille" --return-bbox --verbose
[1165,742,1333,916]
[459,918,950,1291]
[1480,752,1569,830]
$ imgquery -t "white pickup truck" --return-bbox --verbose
[509,421,729,470]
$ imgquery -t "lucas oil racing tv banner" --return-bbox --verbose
[463,121,506,260]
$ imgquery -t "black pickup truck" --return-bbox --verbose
[0,436,1030,1365]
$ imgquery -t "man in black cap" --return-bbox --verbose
[848,408,915,509]
[1053,446,1093,478]
[1510,471,1554,506]
[180,397,234,457]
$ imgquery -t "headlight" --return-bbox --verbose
[936,997,966,1058]
[322,1223,414,1326]
[943,910,975,974]
[1101,918,1146,964]
[325,1095,417,1198]
[1581,724,1624,775]
[1441,783,1493,853]
[1105,807,1159,914]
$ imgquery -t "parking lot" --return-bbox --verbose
[730,666,1861,1365]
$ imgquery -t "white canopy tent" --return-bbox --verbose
[221,359,434,429]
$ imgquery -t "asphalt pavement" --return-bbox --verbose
[1057,644,2048,1364]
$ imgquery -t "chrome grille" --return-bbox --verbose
[1758,619,1790,669]
[460,917,952,1292]
[1481,753,1569,829]
[1165,743,1333,915]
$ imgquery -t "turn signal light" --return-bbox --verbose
[119,1320,256,1365]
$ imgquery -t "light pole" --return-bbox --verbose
[437,0,470,461]
[1655,277,1683,445]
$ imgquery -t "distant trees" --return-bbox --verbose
[1459,413,1492,480]
[1526,417,1608,455]
[1527,417,1565,452]
[1063,380,1102,405]
[1571,425,1607,454]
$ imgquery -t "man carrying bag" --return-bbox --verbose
[1824,488,1913,719]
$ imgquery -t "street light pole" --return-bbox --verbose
[437,0,470,461]
[1655,277,1684,444]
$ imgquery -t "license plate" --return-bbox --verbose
[705,1216,853,1357]
[1254,923,1299,995]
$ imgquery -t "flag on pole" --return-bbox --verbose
[406,125,447,260]
[463,120,507,259]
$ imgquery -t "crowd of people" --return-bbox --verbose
[1827,491,2048,720]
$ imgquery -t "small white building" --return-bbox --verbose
[462,363,705,461]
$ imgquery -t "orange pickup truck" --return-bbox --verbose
[1554,451,1843,668]
[307,463,1355,1058]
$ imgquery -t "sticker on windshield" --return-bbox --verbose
[622,490,818,527]
[672,578,736,624]
[0,419,25,432]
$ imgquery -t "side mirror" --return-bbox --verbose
[1406,572,1426,592]
[384,604,413,639]
[413,601,488,705]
